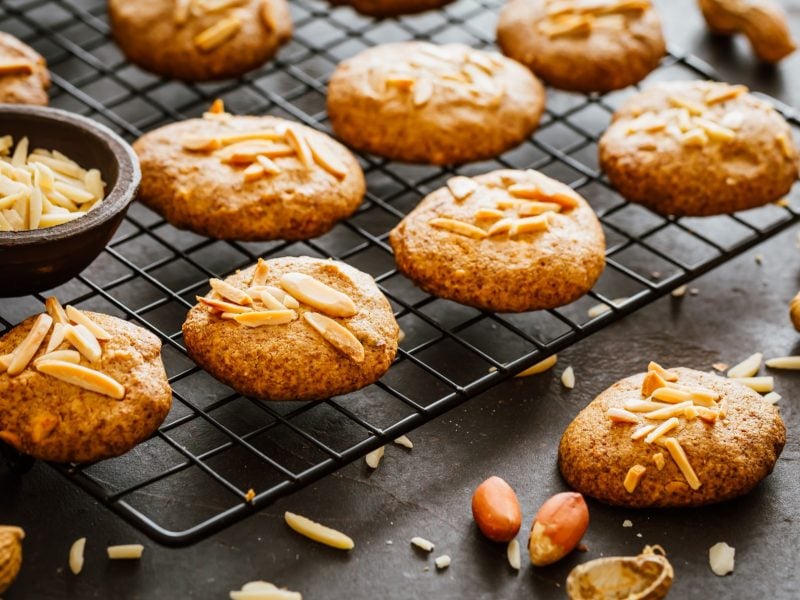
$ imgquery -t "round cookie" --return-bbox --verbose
[0,32,50,105]
[558,365,786,508]
[134,111,366,240]
[0,306,172,463]
[108,0,292,81]
[389,169,606,312]
[497,0,665,93]
[327,42,546,165]
[599,81,799,216]
[182,256,399,401]
[329,0,454,16]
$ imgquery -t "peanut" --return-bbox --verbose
[0,526,24,594]
[790,290,800,332]
[698,0,796,63]
[528,492,589,566]
[472,476,522,543]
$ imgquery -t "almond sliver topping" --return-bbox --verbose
[668,95,705,115]
[643,400,694,420]
[765,356,800,369]
[280,272,357,318]
[730,376,773,393]
[474,207,504,220]
[218,131,283,146]
[252,289,287,311]
[303,312,365,363]
[651,387,692,404]
[727,352,762,378]
[623,464,646,493]
[705,84,747,105]
[607,407,639,424]
[647,361,678,382]
[643,416,680,444]
[263,285,300,309]
[64,324,102,363]
[663,437,701,490]
[107,544,144,560]
[256,155,282,175]
[66,305,112,340]
[624,400,670,413]
[0,60,34,77]
[510,214,549,236]
[243,163,265,183]
[7,313,53,376]
[307,136,348,179]
[630,423,657,441]
[251,258,270,287]
[45,322,66,354]
[517,200,562,217]
[45,296,69,324]
[285,126,314,168]
[234,310,296,327]
[447,176,478,201]
[34,349,81,365]
[412,77,434,107]
[197,295,253,314]
[284,511,354,550]
[194,16,242,52]
[429,217,487,239]
[209,278,253,306]
[36,359,125,400]
[487,217,514,237]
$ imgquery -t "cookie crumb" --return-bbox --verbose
[622,519,633,528]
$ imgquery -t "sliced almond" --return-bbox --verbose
[643,400,694,420]
[509,215,549,236]
[233,310,296,327]
[487,217,514,237]
[243,163,265,183]
[411,536,435,552]
[66,305,112,340]
[668,95,705,116]
[663,437,701,490]
[474,208,504,220]
[209,278,253,306]
[280,273,357,318]
[394,435,413,449]
[696,406,720,423]
[623,464,646,493]
[307,136,348,179]
[64,324,102,363]
[197,295,253,314]
[0,60,35,77]
[385,74,415,90]
[776,132,795,159]
[681,128,709,147]
[643,417,680,444]
[694,117,736,142]
[763,391,781,405]
[730,376,773,393]
[220,142,294,164]
[251,258,270,287]
[720,111,745,130]
[284,511,354,550]
[727,352,762,378]
[7,313,53,376]
[230,581,301,600]
[630,423,657,441]
[45,296,69,324]
[653,452,666,470]
[303,312,365,363]
[517,200,562,217]
[263,285,300,309]
[539,13,593,38]
[256,154,282,175]
[36,360,125,399]
[45,322,66,353]
[34,349,81,365]
[446,176,478,201]
[208,98,226,115]
[651,387,692,404]
[107,544,144,559]
[624,400,669,413]
[515,170,581,209]
[69,537,86,575]
[429,217,487,239]
[515,354,557,377]
[194,16,242,52]
[705,84,747,105]
[647,361,678,382]
[412,77,434,107]
[285,126,314,168]
[365,446,384,469]
[561,366,575,389]
[252,289,287,311]
[218,131,283,146]
[507,539,521,570]
[607,408,640,424]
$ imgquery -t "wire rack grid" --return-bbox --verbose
[1,0,799,545]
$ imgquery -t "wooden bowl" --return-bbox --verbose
[0,104,140,297]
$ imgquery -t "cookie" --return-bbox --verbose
[558,363,786,508]
[182,256,398,401]
[134,107,366,240]
[329,0,454,16]
[0,300,172,463]
[497,0,665,93]
[108,0,292,81]
[327,42,546,165]
[599,81,799,216]
[0,32,50,105]
[389,169,606,312]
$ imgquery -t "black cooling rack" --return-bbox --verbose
[1,0,799,546]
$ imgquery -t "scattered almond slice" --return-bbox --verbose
[730,376,773,393]
[709,542,735,576]
[763,391,781,404]
[394,435,413,449]
[507,539,521,571]
[447,176,478,201]
[643,417,680,444]
[208,99,226,115]
[234,310,296,327]
[411,536,435,552]
[281,272,357,318]
[45,296,69,324]
[218,131,283,146]
[623,464,646,493]
[230,580,302,600]
[712,362,728,372]
[765,356,800,369]
[561,366,575,389]
[515,354,557,377]
[69,537,86,575]
[198,296,253,314]
[663,437,701,490]
[36,360,125,399]
[365,446,384,469]
[7,313,53,376]
[429,217,488,239]
[307,136,348,179]
[435,555,451,570]
[64,324,102,363]
[66,305,112,340]
[284,511,354,550]
[209,278,253,306]
[607,408,640,424]
[194,16,242,52]
[681,128,709,147]
[303,312,365,363]
[107,544,144,560]
[671,285,687,298]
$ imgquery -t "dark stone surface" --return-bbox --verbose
[2,1,800,598]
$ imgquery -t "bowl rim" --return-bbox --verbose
[0,103,140,246]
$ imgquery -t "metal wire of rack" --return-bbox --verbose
[1,0,799,546]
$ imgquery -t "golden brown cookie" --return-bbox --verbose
[558,364,786,508]
[0,301,172,463]
[497,0,665,93]
[0,32,50,105]
[329,0,454,16]
[182,257,398,401]
[134,108,366,240]
[389,169,606,312]
[327,42,546,165]
[108,0,292,81]
[599,81,799,216]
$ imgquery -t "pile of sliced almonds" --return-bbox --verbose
[607,361,725,493]
[374,43,505,108]
[198,259,365,363]
[0,136,106,231]
[428,170,581,241]
[0,298,125,400]
[174,0,277,53]
[182,100,347,184]
[539,0,652,39]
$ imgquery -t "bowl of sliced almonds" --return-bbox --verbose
[0,104,140,296]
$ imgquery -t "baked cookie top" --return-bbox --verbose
[182,256,399,401]
[497,0,665,92]
[134,105,366,241]
[0,32,50,106]
[599,81,799,216]
[328,0,454,17]
[558,363,786,508]
[0,299,172,463]
[389,169,606,312]
[327,42,546,165]
[108,0,292,81]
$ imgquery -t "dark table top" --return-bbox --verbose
[2,1,800,598]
